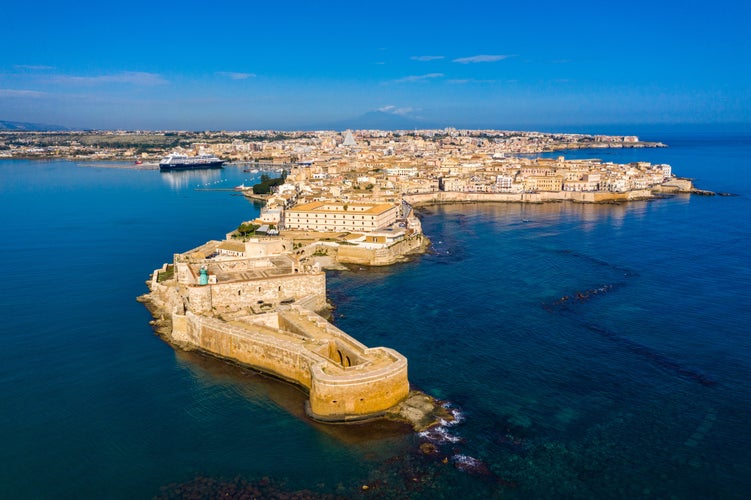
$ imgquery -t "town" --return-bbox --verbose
[1,127,684,211]
[130,127,691,428]
[3,128,692,265]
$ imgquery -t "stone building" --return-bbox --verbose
[284,201,397,232]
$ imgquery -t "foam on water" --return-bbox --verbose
[419,403,465,444]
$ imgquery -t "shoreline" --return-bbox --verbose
[139,235,449,431]
[403,183,702,208]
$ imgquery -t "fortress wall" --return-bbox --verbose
[308,347,409,420]
[405,192,530,205]
[245,311,280,329]
[658,178,693,192]
[327,340,365,366]
[286,306,370,350]
[336,234,427,266]
[371,235,426,265]
[171,310,409,422]
[626,189,654,200]
[336,245,375,265]
[185,273,327,315]
[209,273,324,307]
[175,262,195,284]
[187,285,213,314]
[405,190,657,206]
[294,294,325,312]
[278,311,318,338]
[182,312,317,388]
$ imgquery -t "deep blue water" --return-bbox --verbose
[1,136,750,499]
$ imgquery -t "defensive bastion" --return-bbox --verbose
[140,237,412,422]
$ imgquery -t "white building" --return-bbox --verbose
[285,201,397,232]
[495,175,514,191]
[385,167,418,177]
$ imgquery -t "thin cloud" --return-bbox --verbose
[391,73,444,83]
[14,65,55,71]
[0,88,47,97]
[51,71,168,86]
[447,79,497,84]
[411,55,444,62]
[216,71,256,80]
[453,54,510,64]
[378,105,417,116]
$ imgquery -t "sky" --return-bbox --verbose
[2,0,750,131]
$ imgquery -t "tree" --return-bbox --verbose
[252,172,285,194]
[237,222,259,236]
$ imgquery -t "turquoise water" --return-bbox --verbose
[1,134,750,499]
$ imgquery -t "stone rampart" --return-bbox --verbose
[186,273,327,315]
[336,234,428,266]
[655,177,694,192]
[404,189,656,206]
[171,308,409,421]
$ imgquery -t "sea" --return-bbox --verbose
[1,129,750,499]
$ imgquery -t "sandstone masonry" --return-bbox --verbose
[141,237,411,422]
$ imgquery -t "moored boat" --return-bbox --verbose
[159,153,225,171]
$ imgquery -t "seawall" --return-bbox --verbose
[336,234,429,266]
[286,233,429,267]
[404,190,656,206]
[167,307,410,421]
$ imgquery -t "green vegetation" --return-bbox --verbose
[157,265,175,283]
[236,222,260,237]
[252,172,287,194]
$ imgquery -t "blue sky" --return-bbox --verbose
[2,0,750,130]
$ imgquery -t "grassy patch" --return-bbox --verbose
[157,264,175,283]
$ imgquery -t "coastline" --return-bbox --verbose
[138,235,449,431]
[4,138,749,498]
[403,179,703,208]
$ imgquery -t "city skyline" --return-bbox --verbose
[2,0,750,131]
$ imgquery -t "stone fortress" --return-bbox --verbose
[141,235,417,423]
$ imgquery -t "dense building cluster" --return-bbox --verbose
[2,129,674,237]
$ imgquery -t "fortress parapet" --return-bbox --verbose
[142,236,410,422]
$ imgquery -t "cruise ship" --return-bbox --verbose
[159,153,225,171]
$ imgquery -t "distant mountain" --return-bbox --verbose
[0,120,70,131]
[309,111,443,131]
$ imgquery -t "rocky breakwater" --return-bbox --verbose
[138,236,446,429]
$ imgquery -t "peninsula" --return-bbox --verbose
[128,127,705,429]
[139,232,441,429]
